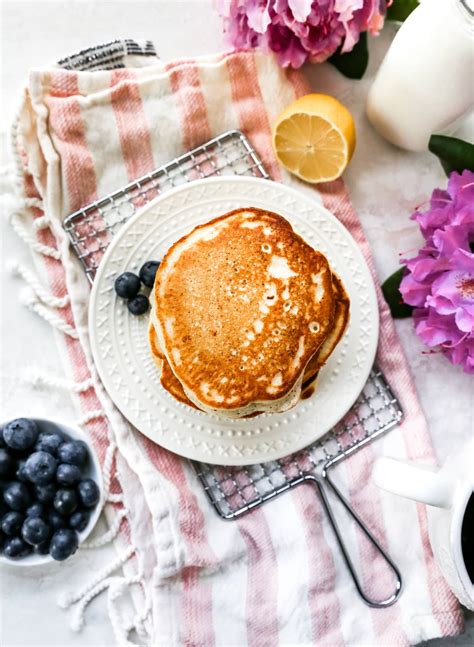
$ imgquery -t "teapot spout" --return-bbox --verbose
[373,458,453,509]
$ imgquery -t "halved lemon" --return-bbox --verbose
[272,94,356,184]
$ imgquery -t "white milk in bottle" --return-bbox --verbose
[366,0,474,151]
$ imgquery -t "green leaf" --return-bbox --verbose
[428,134,474,176]
[328,33,368,80]
[382,267,414,319]
[387,0,419,22]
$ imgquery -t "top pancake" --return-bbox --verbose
[152,208,335,415]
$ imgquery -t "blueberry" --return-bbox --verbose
[114,272,141,299]
[3,418,38,451]
[49,529,79,561]
[77,479,100,508]
[25,451,57,485]
[3,482,31,511]
[1,511,24,536]
[35,431,63,456]
[35,482,57,504]
[0,427,6,448]
[69,510,89,532]
[127,294,149,316]
[4,536,31,558]
[53,489,78,516]
[21,517,51,546]
[56,463,82,486]
[15,459,29,483]
[35,539,50,555]
[26,503,45,518]
[139,260,161,288]
[0,448,12,477]
[48,510,67,531]
[58,440,88,468]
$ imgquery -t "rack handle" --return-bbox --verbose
[303,474,402,608]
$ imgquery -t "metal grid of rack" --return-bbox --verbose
[63,130,268,283]
[195,370,402,519]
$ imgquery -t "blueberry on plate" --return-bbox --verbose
[35,539,51,555]
[3,418,39,451]
[25,451,57,485]
[127,294,149,316]
[69,510,89,532]
[56,463,82,486]
[35,431,63,456]
[34,482,57,504]
[26,502,45,518]
[114,272,141,299]
[139,260,161,288]
[4,536,31,558]
[77,478,100,508]
[3,482,31,511]
[0,448,12,477]
[53,489,78,516]
[49,528,78,561]
[58,440,88,468]
[21,517,51,546]
[15,459,29,483]
[48,509,67,531]
[1,510,24,536]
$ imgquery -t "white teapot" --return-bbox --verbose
[373,440,474,610]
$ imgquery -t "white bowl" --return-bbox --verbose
[0,417,103,567]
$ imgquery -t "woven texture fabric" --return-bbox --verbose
[12,48,464,645]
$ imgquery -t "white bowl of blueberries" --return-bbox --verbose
[0,417,102,565]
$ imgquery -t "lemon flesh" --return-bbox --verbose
[272,94,356,184]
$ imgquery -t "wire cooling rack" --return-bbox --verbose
[64,129,403,607]
[63,130,268,283]
[195,369,402,519]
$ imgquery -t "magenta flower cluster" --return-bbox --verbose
[400,171,474,374]
[215,0,387,68]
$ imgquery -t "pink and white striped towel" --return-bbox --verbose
[10,46,464,645]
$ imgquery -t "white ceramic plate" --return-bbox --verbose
[89,176,378,465]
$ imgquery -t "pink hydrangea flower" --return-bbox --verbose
[215,0,387,68]
[400,171,474,374]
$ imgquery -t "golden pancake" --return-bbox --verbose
[151,208,336,417]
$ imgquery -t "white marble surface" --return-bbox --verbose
[0,1,472,645]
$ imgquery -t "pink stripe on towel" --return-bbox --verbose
[47,71,98,212]
[110,69,156,181]
[237,512,280,647]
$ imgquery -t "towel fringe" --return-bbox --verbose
[32,215,49,230]
[23,367,94,393]
[77,408,106,425]
[107,579,138,646]
[81,508,128,549]
[58,545,135,610]
[8,259,70,308]
[58,545,150,643]
[10,211,60,260]
[19,287,79,338]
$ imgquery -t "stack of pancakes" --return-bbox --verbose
[148,208,349,419]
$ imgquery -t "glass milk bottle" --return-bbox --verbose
[366,0,474,151]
